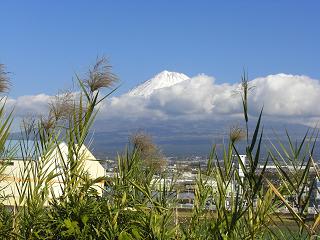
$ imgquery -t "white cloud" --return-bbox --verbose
[7,93,51,117]
[6,73,320,132]
[101,74,242,122]
[250,74,320,117]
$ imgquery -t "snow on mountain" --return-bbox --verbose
[128,70,189,97]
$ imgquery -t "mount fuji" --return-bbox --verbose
[127,70,189,97]
[91,71,312,158]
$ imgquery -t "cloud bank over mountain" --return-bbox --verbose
[7,71,320,133]
[99,72,320,126]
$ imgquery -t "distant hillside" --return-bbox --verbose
[90,118,313,159]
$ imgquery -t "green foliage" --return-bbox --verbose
[0,64,318,239]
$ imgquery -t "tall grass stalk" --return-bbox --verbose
[0,64,318,239]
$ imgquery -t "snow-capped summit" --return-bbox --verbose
[128,70,189,97]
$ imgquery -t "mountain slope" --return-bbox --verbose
[128,70,189,97]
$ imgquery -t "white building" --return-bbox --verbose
[0,141,105,206]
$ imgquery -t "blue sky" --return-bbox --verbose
[1,1,320,98]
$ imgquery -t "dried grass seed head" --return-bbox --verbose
[85,57,118,92]
[0,64,10,93]
[49,91,75,121]
[130,131,166,171]
[130,132,156,154]
[40,115,56,132]
[229,125,246,143]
